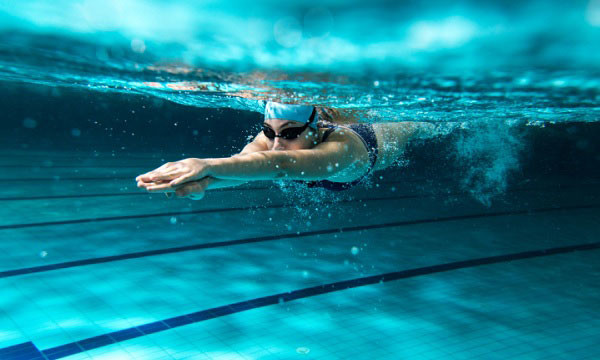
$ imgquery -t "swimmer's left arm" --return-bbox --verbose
[205,139,366,182]
[163,139,364,186]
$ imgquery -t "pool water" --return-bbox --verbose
[1,1,600,359]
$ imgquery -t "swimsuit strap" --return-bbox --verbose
[297,123,378,191]
[347,124,379,176]
[320,125,338,142]
[318,123,378,175]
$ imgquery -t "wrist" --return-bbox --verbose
[203,158,223,176]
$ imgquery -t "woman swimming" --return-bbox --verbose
[136,101,429,199]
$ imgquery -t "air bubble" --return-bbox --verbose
[23,118,37,129]
[296,347,310,355]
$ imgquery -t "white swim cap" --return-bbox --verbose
[264,101,318,129]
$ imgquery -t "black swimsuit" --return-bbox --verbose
[298,123,379,191]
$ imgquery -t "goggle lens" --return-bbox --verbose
[262,107,317,141]
[262,125,307,140]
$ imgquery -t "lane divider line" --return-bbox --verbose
[1,204,598,279]
[4,240,597,360]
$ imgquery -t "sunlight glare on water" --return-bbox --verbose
[0,0,598,125]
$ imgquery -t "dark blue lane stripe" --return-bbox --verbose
[2,204,598,279]
[8,240,594,360]
[0,203,285,230]
[0,153,178,160]
[0,165,153,168]
[0,175,409,182]
[0,173,431,184]
[0,194,421,230]
[0,176,135,182]
[0,185,269,201]
[1,181,597,202]
[0,192,148,201]
[3,179,599,228]
[0,342,46,360]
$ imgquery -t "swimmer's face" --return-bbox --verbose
[263,119,318,151]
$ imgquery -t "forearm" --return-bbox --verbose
[207,152,285,181]
[207,151,336,181]
[203,177,248,190]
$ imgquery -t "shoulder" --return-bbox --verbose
[317,124,355,143]
[239,131,270,154]
[315,125,367,156]
[317,123,343,142]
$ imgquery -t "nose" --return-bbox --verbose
[272,137,286,150]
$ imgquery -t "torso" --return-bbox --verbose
[317,107,387,167]
[315,122,374,182]
[317,113,399,172]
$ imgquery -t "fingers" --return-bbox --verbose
[136,160,207,200]
[137,170,179,182]
[149,171,182,182]
[136,172,158,183]
[138,168,192,185]
[137,179,169,188]
[169,172,195,187]
[136,173,154,182]
[144,182,175,192]
[135,162,175,182]
[139,179,207,200]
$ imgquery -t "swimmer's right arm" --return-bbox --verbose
[182,134,268,192]
[138,133,268,199]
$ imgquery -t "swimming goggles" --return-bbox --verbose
[262,108,317,140]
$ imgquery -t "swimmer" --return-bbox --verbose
[136,101,432,199]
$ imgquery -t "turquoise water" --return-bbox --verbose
[1,1,600,359]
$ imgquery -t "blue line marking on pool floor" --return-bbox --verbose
[0,341,46,360]
[1,180,597,230]
[1,203,598,279]
[2,241,599,359]
[0,193,416,230]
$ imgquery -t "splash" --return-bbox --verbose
[453,120,524,205]
[275,179,356,224]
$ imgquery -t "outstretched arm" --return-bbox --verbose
[204,143,357,182]
[195,136,268,190]
[141,131,368,193]
[136,133,269,197]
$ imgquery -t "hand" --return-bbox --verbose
[136,177,212,200]
[173,178,211,200]
[136,158,212,191]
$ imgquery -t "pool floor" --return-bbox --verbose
[0,149,599,359]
